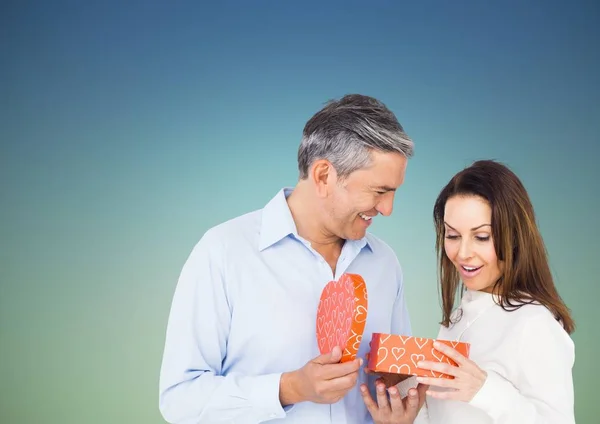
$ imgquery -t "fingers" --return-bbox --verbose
[387,385,406,414]
[304,367,358,404]
[320,357,362,380]
[314,346,343,365]
[416,375,456,389]
[401,387,420,416]
[375,381,390,410]
[361,382,429,423]
[305,348,365,404]
[319,361,362,393]
[312,346,362,380]
[432,341,467,366]
[360,384,379,414]
[425,388,457,400]
[301,348,369,404]
[325,368,360,393]
[416,360,461,378]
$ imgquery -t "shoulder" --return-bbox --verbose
[506,302,574,357]
[503,299,565,328]
[205,209,262,240]
[365,232,401,264]
[192,208,263,254]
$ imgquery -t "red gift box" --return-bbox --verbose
[368,332,470,379]
[316,273,368,362]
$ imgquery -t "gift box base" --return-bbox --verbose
[368,332,470,379]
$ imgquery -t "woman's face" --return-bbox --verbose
[443,195,503,292]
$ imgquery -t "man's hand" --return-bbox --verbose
[280,346,362,405]
[360,379,428,424]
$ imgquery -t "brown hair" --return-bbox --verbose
[433,160,575,334]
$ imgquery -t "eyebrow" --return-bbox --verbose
[444,222,491,231]
[373,186,396,192]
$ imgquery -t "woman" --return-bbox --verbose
[361,160,575,423]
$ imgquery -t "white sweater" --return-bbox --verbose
[402,289,575,424]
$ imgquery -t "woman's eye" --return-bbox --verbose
[476,236,490,242]
[445,235,459,240]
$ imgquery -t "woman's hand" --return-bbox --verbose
[415,341,487,402]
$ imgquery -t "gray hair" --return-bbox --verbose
[297,94,414,179]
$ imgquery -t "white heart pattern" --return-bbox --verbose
[415,338,428,350]
[316,274,368,361]
[411,353,425,368]
[370,333,468,379]
[389,364,411,374]
[392,347,406,360]
[431,347,444,363]
[376,347,389,368]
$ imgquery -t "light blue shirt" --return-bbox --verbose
[159,188,412,424]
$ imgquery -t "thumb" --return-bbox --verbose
[314,346,342,365]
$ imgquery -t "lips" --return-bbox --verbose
[461,265,482,272]
[458,264,483,279]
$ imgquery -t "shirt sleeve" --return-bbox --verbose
[158,230,288,423]
[468,314,575,423]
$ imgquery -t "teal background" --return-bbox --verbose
[1,1,598,422]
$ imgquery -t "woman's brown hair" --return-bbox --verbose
[433,160,574,334]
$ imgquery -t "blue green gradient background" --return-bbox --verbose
[2,1,598,422]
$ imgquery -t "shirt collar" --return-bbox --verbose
[258,188,298,251]
[258,187,373,253]
[460,288,499,314]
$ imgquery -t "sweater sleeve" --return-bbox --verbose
[468,315,575,423]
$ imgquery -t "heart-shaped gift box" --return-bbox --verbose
[316,273,368,362]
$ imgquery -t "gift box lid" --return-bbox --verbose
[316,273,368,362]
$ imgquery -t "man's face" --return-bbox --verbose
[324,150,408,240]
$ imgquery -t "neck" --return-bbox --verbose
[287,182,344,264]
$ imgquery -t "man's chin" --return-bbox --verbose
[343,229,367,241]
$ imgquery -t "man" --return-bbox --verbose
[159,94,422,423]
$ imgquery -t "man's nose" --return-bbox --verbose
[375,194,394,217]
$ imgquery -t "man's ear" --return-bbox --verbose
[310,159,337,198]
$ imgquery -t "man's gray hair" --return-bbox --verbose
[298,94,414,180]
